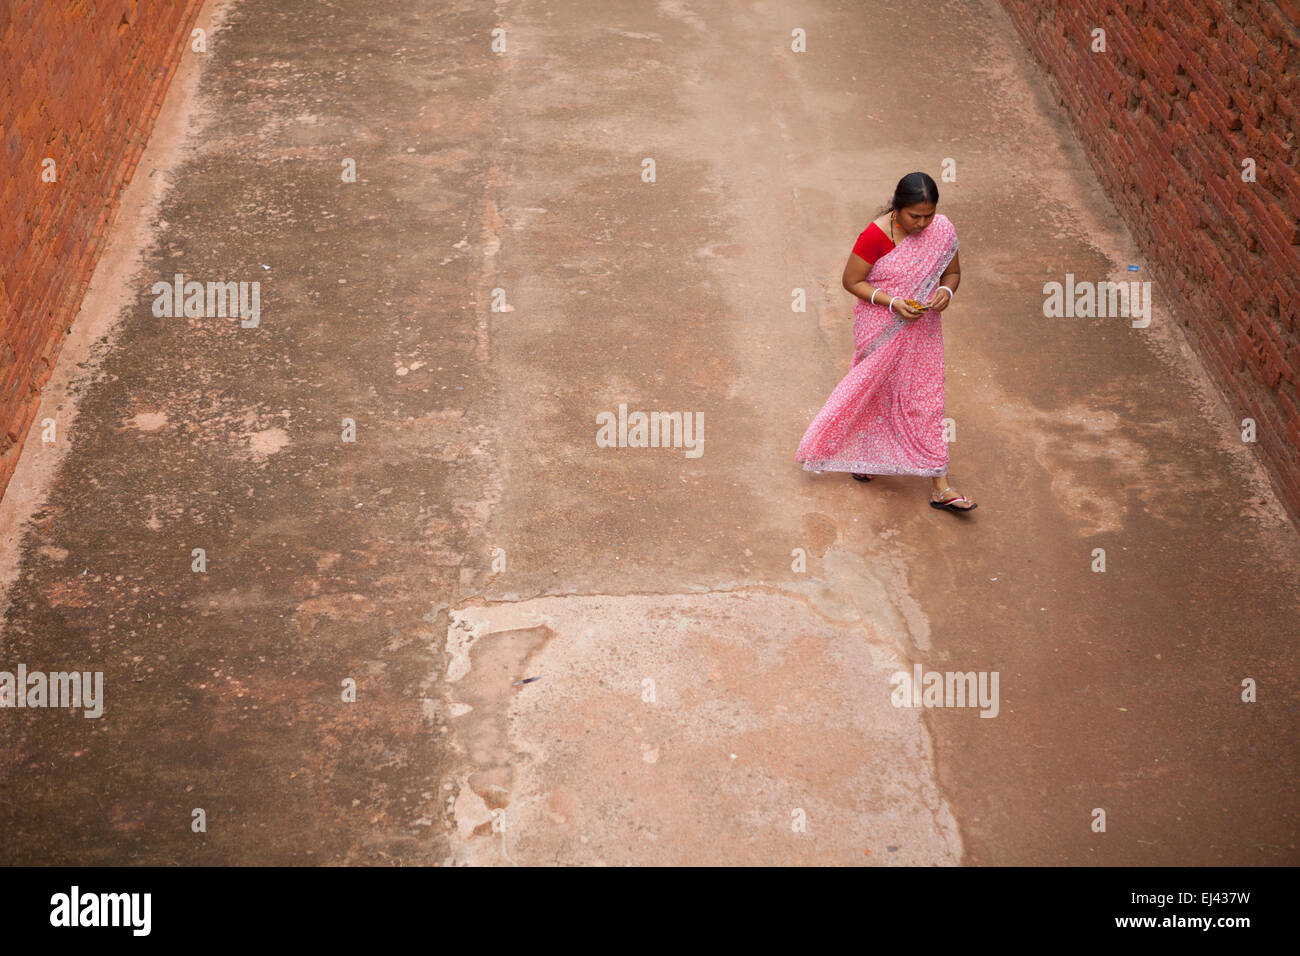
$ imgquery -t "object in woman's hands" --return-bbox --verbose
[903,298,931,312]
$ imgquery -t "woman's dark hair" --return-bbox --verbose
[878,171,939,216]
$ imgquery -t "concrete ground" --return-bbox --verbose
[1,0,1296,866]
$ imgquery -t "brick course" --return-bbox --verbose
[1,0,202,499]
[999,1,1300,519]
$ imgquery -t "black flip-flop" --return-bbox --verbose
[851,473,874,482]
[930,492,977,511]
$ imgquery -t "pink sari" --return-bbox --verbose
[797,214,959,477]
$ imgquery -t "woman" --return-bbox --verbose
[796,172,975,511]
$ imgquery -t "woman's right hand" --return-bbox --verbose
[891,298,924,321]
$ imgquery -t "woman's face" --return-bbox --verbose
[896,202,937,234]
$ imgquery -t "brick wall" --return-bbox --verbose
[0,0,203,500]
[998,0,1300,519]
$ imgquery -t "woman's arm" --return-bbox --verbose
[928,251,961,311]
[842,252,922,319]
[937,250,960,294]
[842,252,876,301]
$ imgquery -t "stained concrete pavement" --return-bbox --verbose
[1,0,1297,865]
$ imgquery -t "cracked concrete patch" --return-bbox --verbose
[444,590,961,866]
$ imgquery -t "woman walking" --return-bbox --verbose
[796,172,975,511]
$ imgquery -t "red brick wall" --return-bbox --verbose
[998,0,1300,519]
[0,0,203,500]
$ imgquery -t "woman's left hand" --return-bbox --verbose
[926,289,952,312]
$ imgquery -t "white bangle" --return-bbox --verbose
[870,289,880,306]
[938,285,955,297]
[888,296,900,313]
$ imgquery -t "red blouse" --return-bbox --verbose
[851,221,895,264]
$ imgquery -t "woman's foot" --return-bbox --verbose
[851,473,874,482]
[930,487,976,511]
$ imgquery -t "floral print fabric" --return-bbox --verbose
[797,213,959,477]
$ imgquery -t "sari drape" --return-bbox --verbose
[797,214,959,477]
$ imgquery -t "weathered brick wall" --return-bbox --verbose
[998,0,1300,519]
[0,0,203,500]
